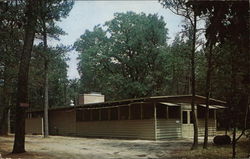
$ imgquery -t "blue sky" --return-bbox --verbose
[52,1,183,79]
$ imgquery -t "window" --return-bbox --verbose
[156,104,166,119]
[30,112,43,118]
[83,109,91,121]
[197,106,205,119]
[76,110,83,121]
[169,106,181,119]
[209,109,215,118]
[101,109,109,120]
[92,109,100,121]
[110,107,118,120]
[120,106,129,120]
[142,103,154,119]
[190,111,193,123]
[76,109,91,121]
[130,104,141,120]
[182,111,188,124]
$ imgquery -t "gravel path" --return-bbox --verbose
[0,135,193,159]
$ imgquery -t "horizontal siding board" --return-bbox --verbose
[25,117,43,135]
[182,119,216,138]
[198,119,216,136]
[47,110,156,140]
[76,119,155,140]
[156,119,182,139]
[49,110,76,136]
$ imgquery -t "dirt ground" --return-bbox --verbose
[0,135,195,159]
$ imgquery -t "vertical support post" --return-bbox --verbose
[8,109,11,134]
[154,103,157,140]
[108,108,110,120]
[74,109,77,136]
[118,106,120,120]
[214,109,216,136]
[140,103,143,120]
[99,109,101,121]
[166,106,168,119]
[90,109,92,121]
[128,105,131,120]
[42,117,44,136]
[188,110,190,124]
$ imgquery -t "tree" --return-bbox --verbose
[75,12,169,100]
[36,0,73,138]
[203,41,213,148]
[159,0,200,150]
[191,1,249,157]
[168,34,194,95]
[29,45,70,108]
[12,0,38,153]
[67,79,80,105]
[0,0,23,136]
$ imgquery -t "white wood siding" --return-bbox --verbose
[76,119,155,140]
[182,119,216,138]
[49,110,76,136]
[198,119,216,136]
[25,117,43,135]
[156,119,182,139]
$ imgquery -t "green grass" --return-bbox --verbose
[170,138,250,159]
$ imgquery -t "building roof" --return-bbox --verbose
[27,95,226,113]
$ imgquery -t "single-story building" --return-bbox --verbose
[26,95,226,140]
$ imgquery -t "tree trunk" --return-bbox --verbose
[0,64,10,135]
[12,0,37,154]
[44,60,49,137]
[191,11,198,150]
[203,42,213,149]
[42,18,49,138]
[0,107,9,135]
[232,127,236,159]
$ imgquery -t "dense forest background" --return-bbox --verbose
[0,0,249,157]
[0,0,249,132]
[0,1,248,105]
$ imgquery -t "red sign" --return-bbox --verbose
[20,103,29,107]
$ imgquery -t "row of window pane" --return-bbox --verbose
[182,108,215,124]
[197,106,215,119]
[157,104,181,119]
[76,103,181,122]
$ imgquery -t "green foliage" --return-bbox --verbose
[193,1,249,131]
[29,45,70,108]
[75,12,170,100]
[0,0,74,110]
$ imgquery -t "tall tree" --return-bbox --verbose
[191,1,249,157]
[160,0,200,149]
[36,0,73,137]
[203,41,213,148]
[12,0,38,153]
[75,12,169,100]
[0,0,23,136]
[29,45,70,108]
[168,35,192,95]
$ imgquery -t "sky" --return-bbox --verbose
[52,1,184,79]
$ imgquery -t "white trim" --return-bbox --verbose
[154,103,157,140]
[160,102,180,106]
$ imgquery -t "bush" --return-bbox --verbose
[213,135,231,145]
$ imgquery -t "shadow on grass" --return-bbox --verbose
[169,138,250,159]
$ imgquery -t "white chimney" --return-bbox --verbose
[79,93,105,105]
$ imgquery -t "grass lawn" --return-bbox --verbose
[170,137,250,159]
[0,135,249,159]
